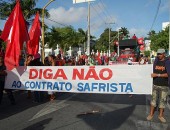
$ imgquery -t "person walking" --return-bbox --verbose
[0,56,16,105]
[29,53,44,103]
[24,54,33,99]
[139,54,146,65]
[147,49,170,123]
[48,55,56,101]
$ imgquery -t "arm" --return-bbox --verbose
[165,60,170,77]
[151,73,168,78]
[157,73,168,77]
[0,65,7,76]
[24,61,27,66]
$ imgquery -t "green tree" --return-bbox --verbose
[147,30,156,39]
[45,27,87,51]
[95,28,117,51]
[45,27,95,53]
[77,28,87,44]
[0,0,49,22]
[45,27,61,49]
[150,27,169,52]
[119,27,129,40]
[144,50,151,57]
[0,29,6,50]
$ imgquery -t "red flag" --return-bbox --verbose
[27,12,41,55]
[140,45,145,51]
[138,37,144,45]
[0,1,29,70]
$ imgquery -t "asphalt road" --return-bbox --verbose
[0,91,170,130]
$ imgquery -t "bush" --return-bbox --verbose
[144,50,151,57]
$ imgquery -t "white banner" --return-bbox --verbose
[5,65,153,94]
[73,0,95,4]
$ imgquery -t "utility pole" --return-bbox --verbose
[109,23,115,55]
[117,29,120,57]
[87,1,90,56]
[109,27,111,54]
[42,0,55,63]
[73,0,95,56]
[105,23,115,55]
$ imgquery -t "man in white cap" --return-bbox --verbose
[147,48,170,123]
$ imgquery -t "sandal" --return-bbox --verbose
[147,115,153,121]
[158,116,166,123]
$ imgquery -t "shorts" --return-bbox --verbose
[151,84,169,108]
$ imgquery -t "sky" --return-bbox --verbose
[0,0,169,39]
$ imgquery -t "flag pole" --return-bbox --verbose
[42,0,54,63]
[87,1,90,56]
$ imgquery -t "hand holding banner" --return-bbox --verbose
[5,65,153,95]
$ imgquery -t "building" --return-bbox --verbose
[162,22,170,30]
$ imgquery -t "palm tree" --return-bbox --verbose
[45,26,77,51]
[0,0,49,24]
[45,27,61,49]
[119,27,129,40]
[120,27,129,36]
[77,28,87,44]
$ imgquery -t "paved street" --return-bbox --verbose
[0,91,170,130]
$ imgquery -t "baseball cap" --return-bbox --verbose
[157,49,165,54]
[34,53,41,59]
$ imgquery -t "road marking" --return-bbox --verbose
[29,94,77,121]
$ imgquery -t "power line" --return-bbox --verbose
[96,3,108,19]
[149,0,161,32]
[91,4,107,24]
[45,18,69,27]
[99,0,113,22]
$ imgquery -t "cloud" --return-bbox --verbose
[45,2,117,38]
[90,15,117,38]
[47,6,87,25]
[91,2,105,18]
[160,0,170,13]
[91,2,116,23]
[90,2,117,37]
[145,0,169,13]
[91,19,105,35]
[145,0,155,7]
[129,28,149,37]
